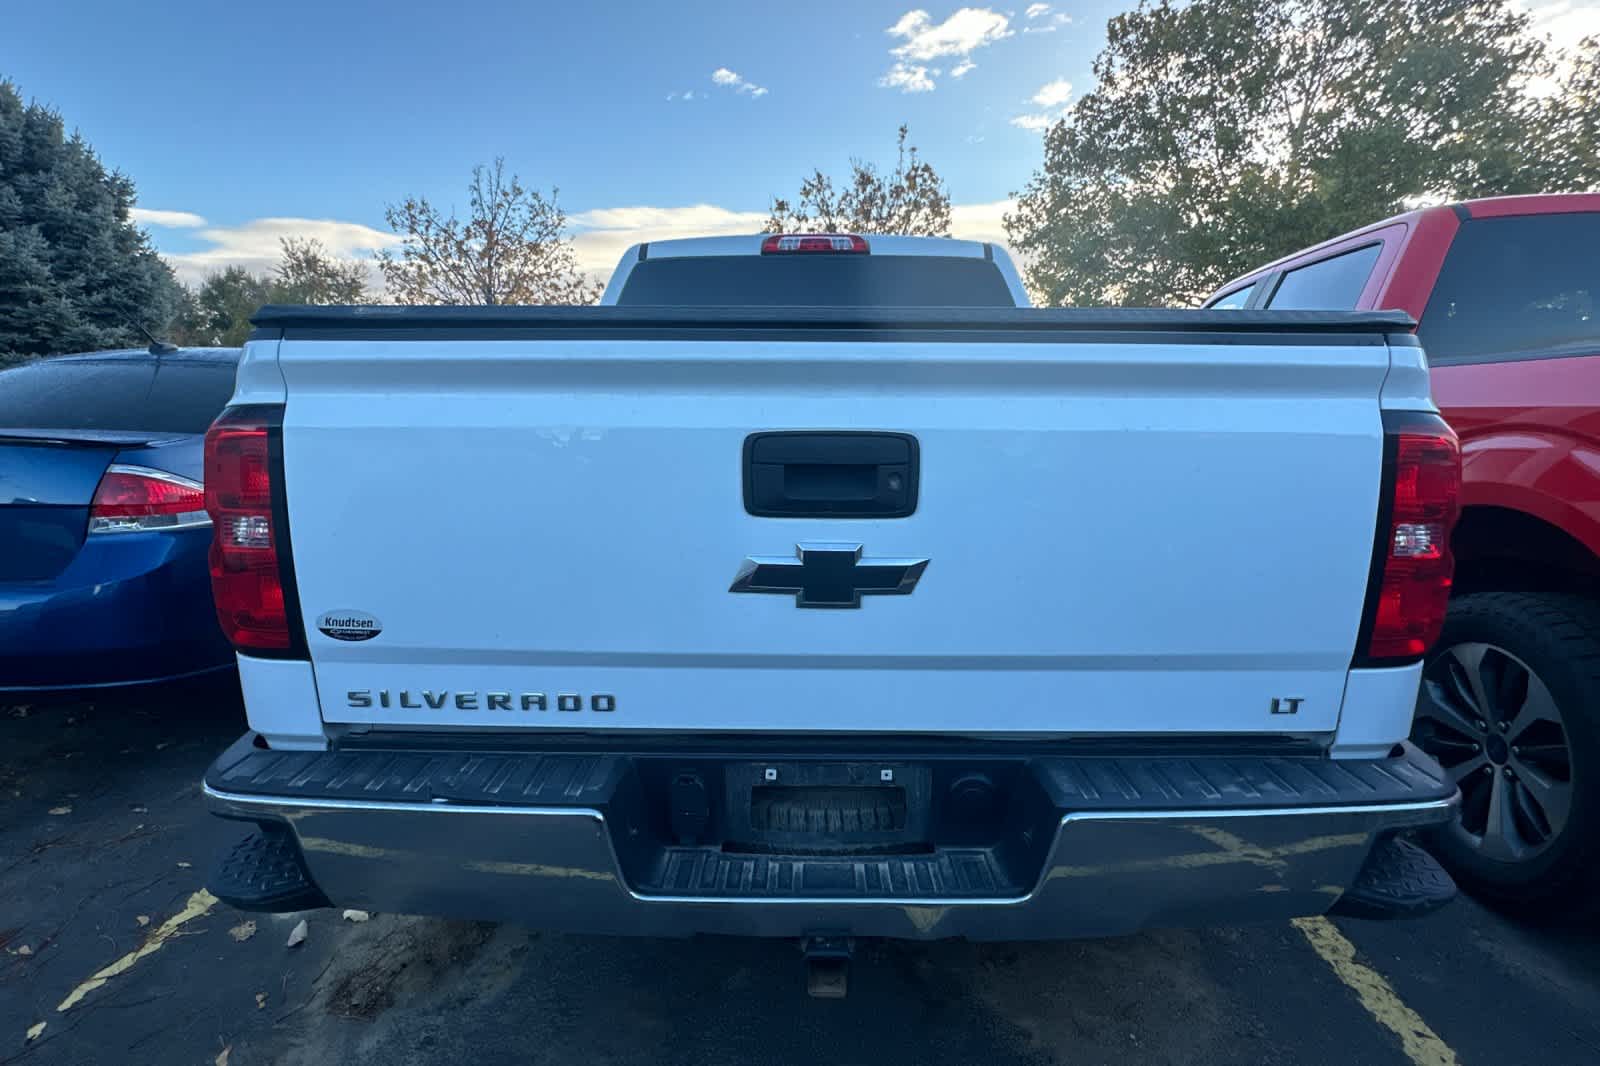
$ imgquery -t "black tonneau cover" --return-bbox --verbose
[252,305,1417,345]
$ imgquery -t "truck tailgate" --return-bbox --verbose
[269,311,1395,736]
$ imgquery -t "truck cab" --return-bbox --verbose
[601,234,1033,308]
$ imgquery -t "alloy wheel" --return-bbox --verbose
[1413,642,1575,862]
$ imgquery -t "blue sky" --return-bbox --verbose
[5,0,1594,286]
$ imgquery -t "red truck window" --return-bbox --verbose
[1418,214,1600,366]
[1266,243,1383,310]
[1208,283,1255,309]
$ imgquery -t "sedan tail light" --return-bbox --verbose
[89,466,210,534]
[204,406,304,655]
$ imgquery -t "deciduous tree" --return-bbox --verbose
[172,238,369,346]
[377,160,598,305]
[1004,0,1600,307]
[274,236,368,305]
[767,126,953,236]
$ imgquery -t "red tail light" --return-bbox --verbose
[89,466,209,534]
[1358,412,1461,663]
[761,234,870,254]
[204,407,299,653]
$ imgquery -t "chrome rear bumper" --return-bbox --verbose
[204,736,1457,940]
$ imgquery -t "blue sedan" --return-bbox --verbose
[0,346,241,696]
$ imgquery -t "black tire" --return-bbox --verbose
[1411,592,1600,920]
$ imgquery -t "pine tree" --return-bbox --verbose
[0,79,187,363]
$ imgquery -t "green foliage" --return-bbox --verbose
[378,160,598,305]
[767,126,953,236]
[0,79,187,360]
[1004,1,1600,306]
[173,266,274,347]
[171,237,370,347]
[1538,35,1600,184]
[273,236,368,306]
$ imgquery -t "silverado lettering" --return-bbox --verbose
[346,690,615,712]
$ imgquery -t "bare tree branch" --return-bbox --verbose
[766,126,953,236]
[377,160,599,305]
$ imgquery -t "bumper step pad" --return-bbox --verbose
[1329,835,1456,920]
[641,846,1018,899]
[209,829,331,913]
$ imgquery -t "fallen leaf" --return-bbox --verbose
[136,915,150,927]
[176,861,192,869]
[341,909,370,923]
[26,1021,45,1042]
[48,806,71,816]
[286,919,308,948]
[54,889,219,1015]
[228,921,257,942]
[255,992,267,1010]
[215,1045,231,1066]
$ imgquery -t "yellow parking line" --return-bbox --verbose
[1293,916,1460,1066]
[55,889,218,1014]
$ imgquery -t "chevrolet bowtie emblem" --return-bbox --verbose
[729,543,929,608]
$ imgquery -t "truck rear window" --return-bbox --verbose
[615,255,1016,307]
[1419,214,1599,364]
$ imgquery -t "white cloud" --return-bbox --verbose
[880,62,937,92]
[1524,0,1600,40]
[152,199,1030,297]
[155,216,398,287]
[951,58,976,77]
[881,7,1012,91]
[1031,78,1073,108]
[1519,2,1600,95]
[711,67,769,97]
[1011,78,1072,132]
[565,199,1022,288]
[567,203,771,279]
[131,208,206,228]
[1008,113,1055,132]
[889,7,1012,59]
[950,198,1014,247]
[1022,5,1072,32]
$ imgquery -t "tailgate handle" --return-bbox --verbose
[743,432,919,518]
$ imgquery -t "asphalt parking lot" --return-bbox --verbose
[3,694,1598,1066]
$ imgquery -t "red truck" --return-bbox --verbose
[1209,193,1600,917]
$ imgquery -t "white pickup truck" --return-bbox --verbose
[201,234,1461,983]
